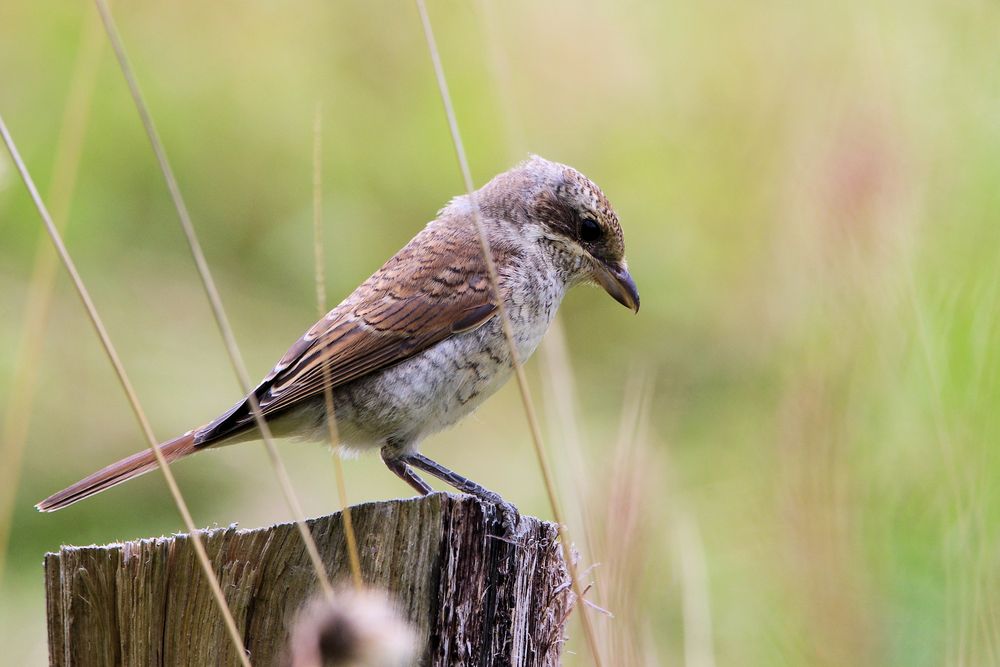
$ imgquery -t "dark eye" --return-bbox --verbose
[579,217,602,243]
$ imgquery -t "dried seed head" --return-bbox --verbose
[286,589,417,667]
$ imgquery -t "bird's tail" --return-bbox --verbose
[36,431,198,512]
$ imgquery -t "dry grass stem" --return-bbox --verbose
[0,115,252,667]
[313,105,363,590]
[675,513,716,667]
[412,1,603,663]
[472,5,611,654]
[537,318,602,594]
[0,5,105,584]
[601,372,656,663]
[92,0,334,600]
[473,0,526,163]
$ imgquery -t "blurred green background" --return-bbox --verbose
[3,0,1000,664]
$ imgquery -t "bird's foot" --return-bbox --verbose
[495,499,522,538]
[389,451,521,536]
[474,490,521,538]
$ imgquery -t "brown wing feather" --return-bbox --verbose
[196,219,506,445]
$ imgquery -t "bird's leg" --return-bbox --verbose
[401,452,520,533]
[380,447,432,495]
[402,452,501,501]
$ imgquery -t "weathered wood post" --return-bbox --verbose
[43,493,574,666]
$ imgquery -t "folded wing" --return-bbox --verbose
[196,223,507,445]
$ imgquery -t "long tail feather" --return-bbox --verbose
[36,431,198,512]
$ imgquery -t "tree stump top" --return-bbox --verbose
[44,493,574,666]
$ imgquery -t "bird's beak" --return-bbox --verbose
[595,262,640,313]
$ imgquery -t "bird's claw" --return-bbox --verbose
[498,501,521,537]
[477,492,520,537]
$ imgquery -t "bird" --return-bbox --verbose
[36,155,639,515]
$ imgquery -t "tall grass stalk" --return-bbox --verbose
[0,5,105,585]
[312,105,363,590]
[470,6,613,657]
[0,114,253,667]
[412,0,604,662]
[91,0,334,599]
[599,372,656,663]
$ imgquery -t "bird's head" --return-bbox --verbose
[505,155,640,313]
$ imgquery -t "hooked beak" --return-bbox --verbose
[594,262,640,313]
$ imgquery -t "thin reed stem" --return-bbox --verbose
[0,115,252,667]
[605,373,653,661]
[676,511,716,667]
[474,0,607,627]
[313,105,363,590]
[473,0,526,163]
[537,319,603,600]
[0,6,105,585]
[412,2,603,664]
[92,0,334,600]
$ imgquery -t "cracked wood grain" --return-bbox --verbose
[44,494,573,666]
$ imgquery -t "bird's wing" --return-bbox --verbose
[196,223,506,444]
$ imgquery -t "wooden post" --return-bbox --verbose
[43,493,574,666]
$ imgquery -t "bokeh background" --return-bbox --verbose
[3,0,1000,664]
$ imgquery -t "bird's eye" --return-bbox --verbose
[579,217,602,243]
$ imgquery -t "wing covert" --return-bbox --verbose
[196,222,507,445]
